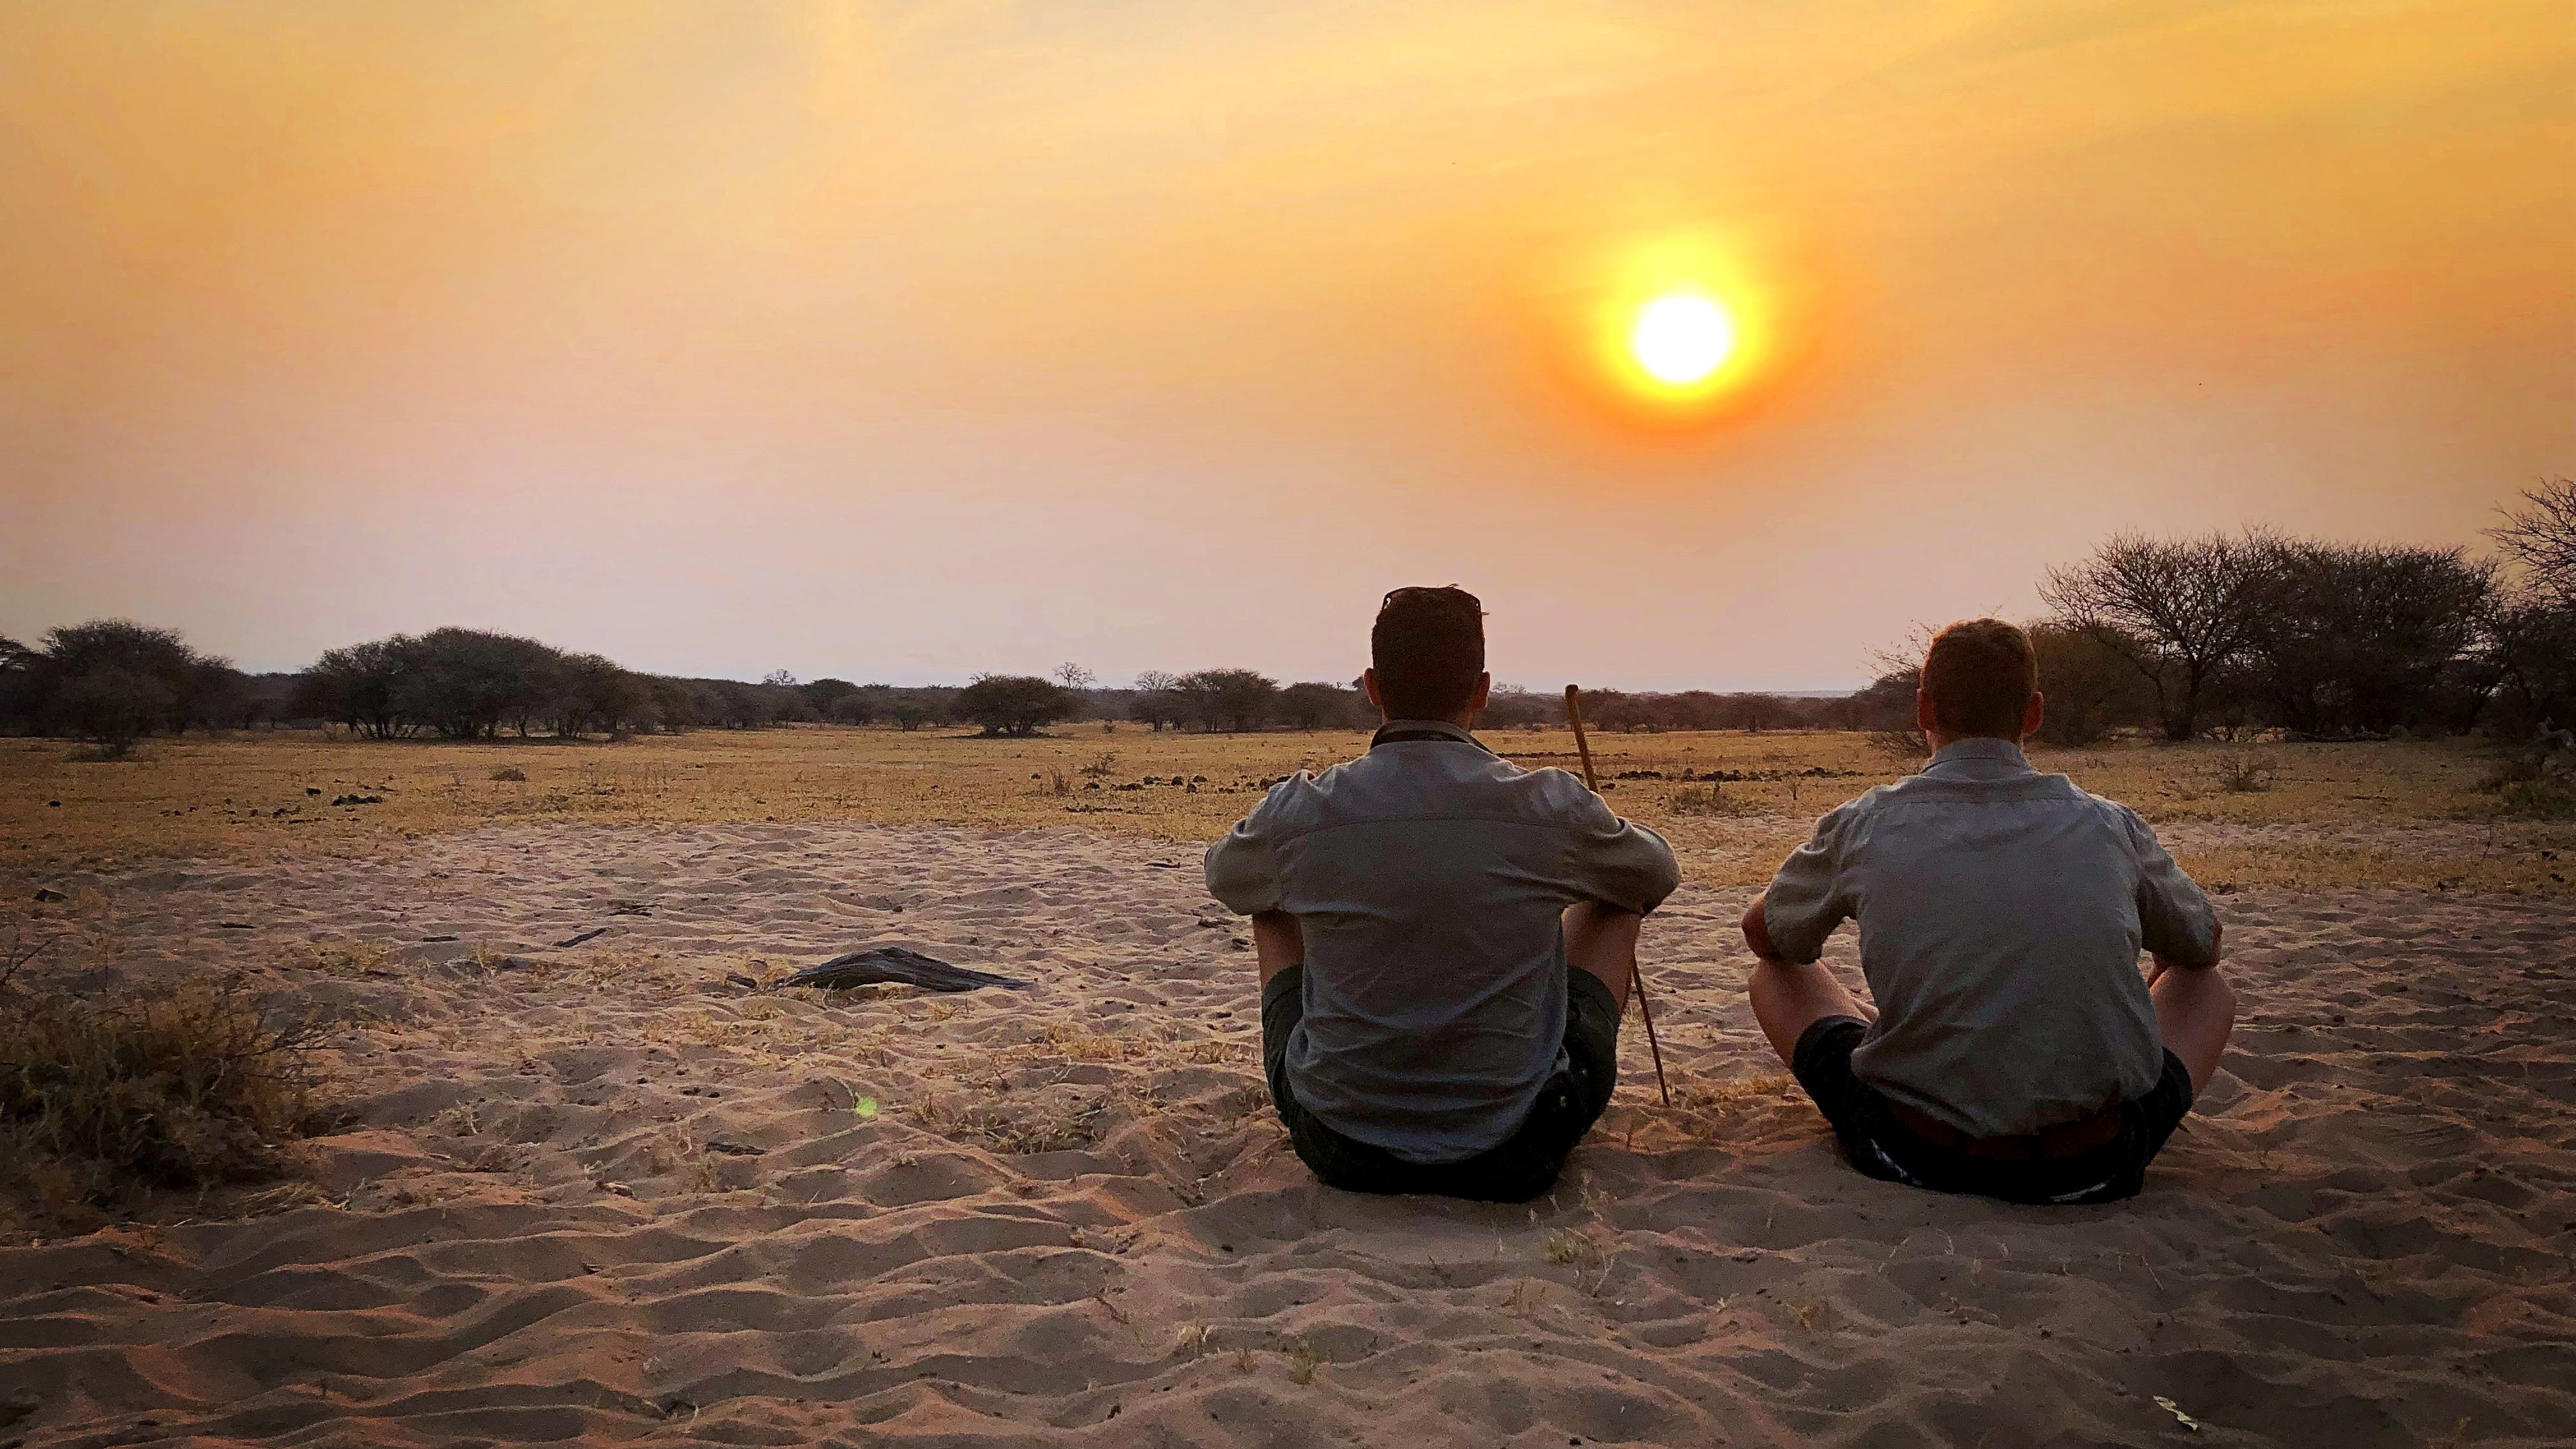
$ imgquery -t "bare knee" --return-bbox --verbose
[1562,902,1638,1010]
[1251,912,1303,987]
[2153,964,2237,1094]
[1746,957,1858,1067]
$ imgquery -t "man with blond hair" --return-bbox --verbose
[1740,618,2236,1203]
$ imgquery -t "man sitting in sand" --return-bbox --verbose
[1739,619,2237,1204]
[1204,586,1680,1201]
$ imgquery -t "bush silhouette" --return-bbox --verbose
[958,674,1077,737]
[54,667,174,757]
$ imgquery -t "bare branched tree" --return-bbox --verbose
[2491,477,2576,608]
[2039,531,2280,741]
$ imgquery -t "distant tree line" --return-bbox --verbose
[0,625,964,751]
[0,621,286,756]
[7,480,2568,752]
[1818,480,2576,748]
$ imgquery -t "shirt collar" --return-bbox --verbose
[1923,737,2035,778]
[1369,718,1493,754]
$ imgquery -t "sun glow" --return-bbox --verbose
[1629,293,1737,385]
[1530,226,1818,429]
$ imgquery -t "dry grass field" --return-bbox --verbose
[3,724,2569,895]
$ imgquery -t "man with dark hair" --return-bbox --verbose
[1739,618,2237,1203]
[1205,586,1680,1201]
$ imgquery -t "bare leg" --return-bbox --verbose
[1251,911,1302,988]
[1747,957,1869,1068]
[2151,964,2236,1095]
[1562,902,1639,1013]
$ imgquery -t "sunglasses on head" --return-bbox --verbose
[1381,586,1481,608]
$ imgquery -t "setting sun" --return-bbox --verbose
[1630,292,1736,386]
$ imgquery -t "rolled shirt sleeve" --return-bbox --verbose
[1566,789,1681,914]
[1760,802,1858,964]
[2125,808,2220,966]
[1203,790,1287,916]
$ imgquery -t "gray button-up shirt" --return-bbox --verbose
[1762,737,2220,1138]
[1204,720,1680,1163]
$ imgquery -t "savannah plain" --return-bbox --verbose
[3,724,2572,1447]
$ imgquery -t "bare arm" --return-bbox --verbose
[1740,894,1785,964]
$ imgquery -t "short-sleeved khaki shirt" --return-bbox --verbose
[1762,738,2220,1137]
[1205,720,1679,1163]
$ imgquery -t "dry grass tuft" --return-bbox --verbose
[274,938,394,979]
[1544,1227,1595,1265]
[1040,1022,1129,1062]
[916,1088,1108,1154]
[2213,752,2277,794]
[1666,783,1759,817]
[1680,1072,1797,1114]
[2481,748,2576,821]
[1,973,328,1218]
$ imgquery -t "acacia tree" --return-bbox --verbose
[292,638,414,737]
[0,635,36,731]
[1176,669,1277,733]
[2487,479,2576,729]
[2027,623,2155,745]
[395,629,564,739]
[2491,477,2576,608]
[54,667,174,757]
[2039,532,2280,741]
[32,619,241,735]
[1127,670,1185,731]
[1275,681,1356,731]
[957,674,1077,737]
[2242,542,2495,736]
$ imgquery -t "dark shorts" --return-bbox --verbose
[1790,1016,2196,1205]
[1260,963,1620,1203]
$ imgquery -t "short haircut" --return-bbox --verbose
[1372,586,1486,718]
[1921,619,2038,738]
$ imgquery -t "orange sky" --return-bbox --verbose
[3,1,2571,688]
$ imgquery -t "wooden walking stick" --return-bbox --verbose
[1564,684,1672,1107]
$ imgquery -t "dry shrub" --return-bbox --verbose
[274,938,392,979]
[1867,727,1929,759]
[2481,749,2576,820]
[2494,776,2575,820]
[488,765,527,782]
[2213,753,2277,794]
[1,975,326,1215]
[1665,784,1756,818]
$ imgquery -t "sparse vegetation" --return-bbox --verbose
[1544,1227,1599,1267]
[2214,753,2277,794]
[1,970,329,1220]
[2481,745,2576,820]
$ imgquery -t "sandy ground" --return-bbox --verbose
[3,818,2573,1448]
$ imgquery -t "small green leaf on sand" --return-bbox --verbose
[853,1095,879,1118]
[2153,1397,2201,1432]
